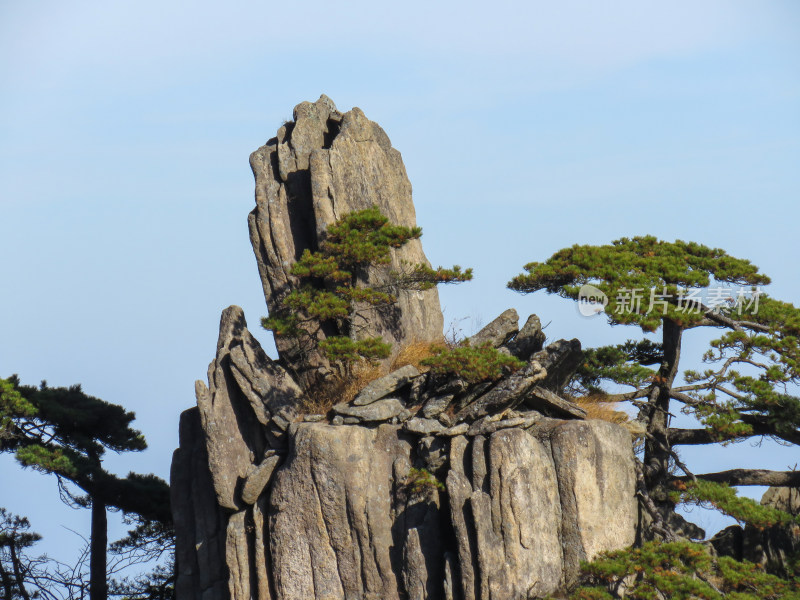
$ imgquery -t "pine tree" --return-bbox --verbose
[510,236,800,597]
[0,509,41,600]
[262,205,472,373]
[509,236,800,533]
[0,377,171,600]
[569,538,800,599]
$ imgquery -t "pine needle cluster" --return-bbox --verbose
[421,342,525,384]
[570,541,800,599]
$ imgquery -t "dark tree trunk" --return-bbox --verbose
[9,544,30,600]
[90,498,107,600]
[669,418,800,446]
[641,319,683,513]
[0,556,16,600]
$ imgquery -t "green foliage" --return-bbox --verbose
[7,378,146,458]
[511,235,800,598]
[317,336,392,365]
[1,376,172,518]
[671,481,800,530]
[317,205,422,266]
[389,263,473,291]
[509,236,799,501]
[679,295,800,445]
[571,340,661,396]
[1,378,148,481]
[1,375,172,600]
[571,541,800,600]
[0,508,43,600]
[421,342,525,384]
[405,467,445,499]
[0,378,37,442]
[15,443,81,478]
[508,236,769,332]
[0,508,41,552]
[262,206,472,367]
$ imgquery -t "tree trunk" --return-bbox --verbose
[9,544,31,600]
[90,497,107,600]
[641,319,683,514]
[0,557,15,600]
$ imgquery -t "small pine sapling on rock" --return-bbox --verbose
[421,342,525,384]
[262,206,472,375]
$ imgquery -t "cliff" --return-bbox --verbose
[171,97,639,600]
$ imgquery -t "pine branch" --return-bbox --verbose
[674,468,800,487]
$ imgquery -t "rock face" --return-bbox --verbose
[171,98,640,600]
[172,307,638,600]
[170,409,228,600]
[744,487,800,575]
[248,95,444,390]
[712,486,800,576]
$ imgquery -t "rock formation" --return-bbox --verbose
[172,97,639,600]
[248,95,444,390]
[710,486,800,576]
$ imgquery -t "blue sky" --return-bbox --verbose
[1,0,799,564]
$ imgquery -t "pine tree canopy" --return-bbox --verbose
[2,377,145,458]
[508,236,770,331]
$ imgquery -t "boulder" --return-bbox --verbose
[531,339,583,392]
[468,308,519,348]
[506,313,546,360]
[353,365,419,406]
[743,487,800,575]
[241,452,283,505]
[421,393,453,419]
[709,525,744,561]
[403,417,446,436]
[332,397,407,422]
[454,360,547,423]
[525,386,587,420]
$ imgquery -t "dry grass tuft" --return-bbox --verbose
[298,339,442,416]
[301,347,634,426]
[391,341,439,372]
[574,395,630,424]
[301,363,384,415]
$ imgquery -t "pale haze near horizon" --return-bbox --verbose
[1,0,799,566]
